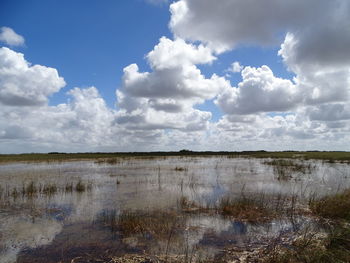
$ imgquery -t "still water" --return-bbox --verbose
[0,157,349,262]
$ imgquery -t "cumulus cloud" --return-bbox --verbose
[0,49,114,149]
[214,111,350,149]
[216,65,300,115]
[116,37,230,132]
[308,103,350,122]
[0,27,25,46]
[0,47,66,106]
[279,31,350,105]
[170,0,350,105]
[169,0,333,53]
[147,37,215,70]
[1,2,350,152]
[227,61,243,73]
[0,86,118,152]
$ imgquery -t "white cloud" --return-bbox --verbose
[216,65,300,115]
[0,50,115,151]
[213,111,350,150]
[307,103,350,122]
[279,32,350,105]
[116,37,229,132]
[0,27,25,46]
[121,63,225,102]
[120,37,224,103]
[228,61,243,73]
[2,2,350,152]
[147,37,215,70]
[0,47,66,106]
[169,0,350,106]
[169,0,334,53]
[0,86,117,150]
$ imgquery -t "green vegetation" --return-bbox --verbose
[1,180,92,200]
[0,151,349,164]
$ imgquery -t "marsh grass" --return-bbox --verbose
[174,167,188,171]
[263,226,350,263]
[218,194,272,222]
[118,210,183,239]
[264,159,314,180]
[42,184,58,195]
[263,189,350,262]
[65,182,73,192]
[75,180,86,192]
[178,196,211,213]
[310,189,350,220]
[1,180,92,201]
[179,191,296,223]
[1,151,349,164]
[25,181,38,196]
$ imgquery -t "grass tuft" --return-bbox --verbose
[75,180,86,192]
[218,195,271,222]
[310,189,350,220]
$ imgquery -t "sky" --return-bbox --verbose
[0,0,349,153]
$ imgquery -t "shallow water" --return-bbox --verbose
[0,157,349,262]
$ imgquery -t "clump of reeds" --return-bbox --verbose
[262,225,350,263]
[218,194,271,222]
[177,191,295,222]
[25,181,38,196]
[310,189,350,220]
[174,167,187,172]
[75,180,86,192]
[11,187,20,199]
[2,179,93,201]
[179,196,195,209]
[95,158,120,165]
[117,210,182,238]
[42,184,58,195]
[178,196,210,213]
[65,182,73,192]
[264,159,314,180]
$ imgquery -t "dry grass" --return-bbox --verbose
[310,189,350,220]
[218,195,272,222]
[262,226,350,263]
[118,210,182,238]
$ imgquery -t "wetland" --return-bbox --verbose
[1,153,350,262]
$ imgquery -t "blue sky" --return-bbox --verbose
[1,0,172,106]
[0,0,349,153]
[1,0,290,112]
